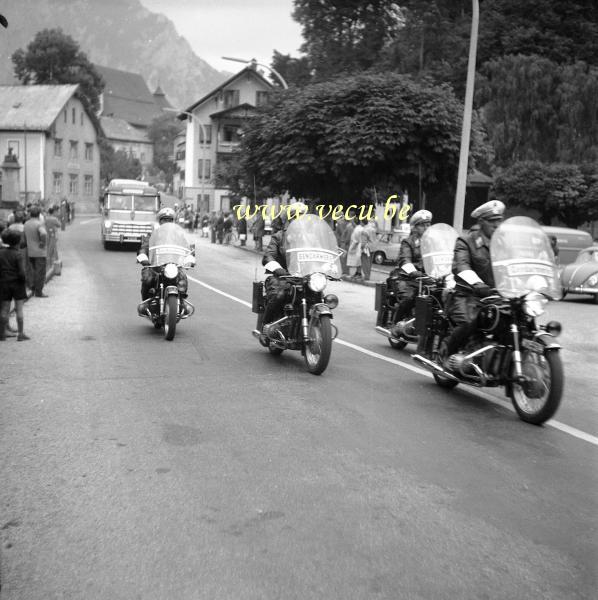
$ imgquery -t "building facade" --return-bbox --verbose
[176,64,274,214]
[0,84,101,213]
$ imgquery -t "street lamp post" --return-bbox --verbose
[164,107,207,212]
[453,0,479,233]
[221,56,289,90]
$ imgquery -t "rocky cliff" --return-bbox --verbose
[0,0,228,109]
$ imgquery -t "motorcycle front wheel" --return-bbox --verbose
[304,315,332,375]
[509,350,563,425]
[164,295,178,341]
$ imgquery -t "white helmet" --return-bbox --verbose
[157,207,175,223]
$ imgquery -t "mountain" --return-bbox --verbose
[0,0,228,110]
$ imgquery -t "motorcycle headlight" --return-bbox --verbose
[586,274,598,287]
[308,272,327,293]
[164,263,179,280]
[104,220,112,232]
[523,291,548,317]
[324,294,338,309]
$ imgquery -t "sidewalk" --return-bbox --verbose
[187,229,390,287]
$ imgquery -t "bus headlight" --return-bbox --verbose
[104,220,112,232]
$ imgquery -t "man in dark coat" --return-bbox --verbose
[389,210,433,337]
[442,200,505,364]
[260,202,308,336]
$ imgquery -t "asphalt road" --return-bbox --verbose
[0,217,596,600]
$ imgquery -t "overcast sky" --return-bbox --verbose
[138,0,304,73]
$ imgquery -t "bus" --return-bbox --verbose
[100,179,161,249]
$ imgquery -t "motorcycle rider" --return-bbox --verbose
[442,200,505,367]
[389,209,434,338]
[261,201,309,337]
[136,207,188,315]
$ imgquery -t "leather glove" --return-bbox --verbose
[473,282,493,298]
[273,268,288,277]
[409,270,425,280]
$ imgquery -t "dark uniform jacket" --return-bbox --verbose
[398,233,424,273]
[262,230,287,271]
[452,225,494,288]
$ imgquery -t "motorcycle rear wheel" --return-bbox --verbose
[389,337,407,350]
[433,372,459,389]
[164,295,178,341]
[304,315,332,375]
[509,350,563,425]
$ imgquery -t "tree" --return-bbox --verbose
[147,113,182,185]
[99,139,142,184]
[292,0,401,80]
[239,72,488,204]
[491,161,598,227]
[477,55,598,167]
[12,28,104,114]
[270,51,313,87]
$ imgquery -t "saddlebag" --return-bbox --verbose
[252,281,265,314]
[415,296,434,337]
[375,282,387,312]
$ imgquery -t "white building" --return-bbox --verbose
[175,63,274,214]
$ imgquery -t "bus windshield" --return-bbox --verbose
[134,196,158,211]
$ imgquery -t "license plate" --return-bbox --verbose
[297,250,335,263]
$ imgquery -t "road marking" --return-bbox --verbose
[188,275,598,447]
[189,275,252,308]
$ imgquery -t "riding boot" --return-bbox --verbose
[0,318,6,341]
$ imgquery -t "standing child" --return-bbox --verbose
[0,228,30,341]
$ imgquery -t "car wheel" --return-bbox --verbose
[373,251,385,265]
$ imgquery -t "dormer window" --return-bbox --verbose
[223,89,240,109]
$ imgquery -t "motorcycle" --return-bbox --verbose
[136,222,196,340]
[375,224,458,349]
[252,214,341,375]
[412,216,564,425]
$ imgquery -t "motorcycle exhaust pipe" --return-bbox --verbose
[412,354,460,383]
[375,325,393,338]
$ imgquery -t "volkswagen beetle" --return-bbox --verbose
[560,246,598,303]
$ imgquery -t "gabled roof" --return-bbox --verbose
[0,84,79,130]
[182,66,274,117]
[96,64,165,128]
[99,116,151,143]
[210,102,259,119]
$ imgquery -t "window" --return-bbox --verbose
[64,109,67,123]
[80,112,84,126]
[72,108,76,124]
[84,175,93,195]
[84,143,93,160]
[222,125,241,143]
[69,141,78,159]
[198,159,211,179]
[54,139,62,157]
[53,172,63,194]
[223,89,240,108]
[175,149,186,160]
[69,174,78,195]
[199,124,212,144]
[256,91,269,107]
[140,152,146,162]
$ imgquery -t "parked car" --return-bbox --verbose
[541,226,593,266]
[560,246,598,303]
[370,230,410,265]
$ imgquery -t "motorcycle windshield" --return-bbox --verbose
[148,223,190,266]
[421,224,459,278]
[491,216,562,300]
[285,214,342,278]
